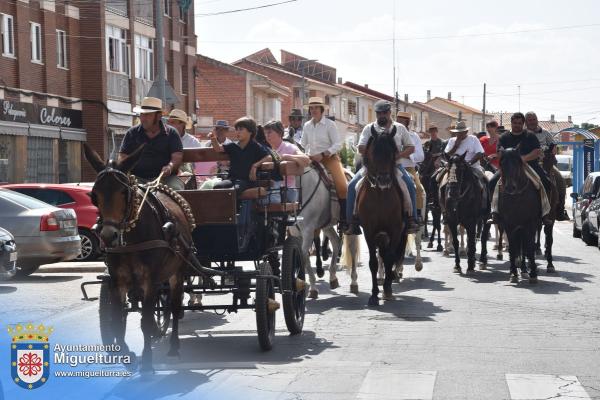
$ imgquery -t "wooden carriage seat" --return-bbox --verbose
[178,189,237,224]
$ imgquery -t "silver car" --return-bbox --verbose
[0,188,81,276]
[0,227,17,280]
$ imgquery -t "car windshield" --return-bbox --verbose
[557,162,570,172]
[0,188,52,209]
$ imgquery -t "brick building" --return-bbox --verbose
[0,0,197,183]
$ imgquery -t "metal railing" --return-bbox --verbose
[107,71,130,101]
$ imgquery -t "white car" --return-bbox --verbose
[555,154,573,186]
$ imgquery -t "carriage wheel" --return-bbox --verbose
[281,236,306,335]
[99,281,127,346]
[153,289,172,338]
[255,262,277,351]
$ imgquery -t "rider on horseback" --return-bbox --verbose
[488,112,553,226]
[345,100,420,235]
[300,97,348,227]
[525,111,569,221]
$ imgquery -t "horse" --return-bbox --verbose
[294,165,345,299]
[536,145,560,273]
[357,126,408,306]
[84,144,195,373]
[440,153,483,274]
[491,147,541,283]
[420,150,444,251]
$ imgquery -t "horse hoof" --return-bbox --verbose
[510,275,519,283]
[350,284,359,294]
[383,291,394,301]
[437,245,444,252]
[496,254,504,261]
[377,278,385,285]
[529,276,538,284]
[308,290,319,299]
[316,266,324,279]
[535,248,543,256]
[368,296,379,307]
[492,244,498,250]
[415,261,423,272]
[521,272,530,280]
[466,268,475,275]
[479,263,487,270]
[427,243,433,249]
[443,250,450,256]
[453,266,461,274]
[546,265,556,273]
[329,278,340,290]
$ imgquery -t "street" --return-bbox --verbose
[1,220,599,400]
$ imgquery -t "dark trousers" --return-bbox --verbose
[213,179,253,196]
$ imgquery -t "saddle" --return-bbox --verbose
[311,161,334,190]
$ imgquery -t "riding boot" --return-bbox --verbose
[344,215,362,235]
[338,199,348,229]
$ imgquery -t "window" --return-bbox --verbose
[1,14,14,56]
[11,188,74,206]
[56,30,67,68]
[30,22,42,62]
[164,0,171,16]
[179,5,186,22]
[106,25,129,74]
[180,65,188,94]
[134,34,153,80]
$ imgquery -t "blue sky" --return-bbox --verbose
[194,0,600,124]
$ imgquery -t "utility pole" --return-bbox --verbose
[155,0,166,105]
[482,82,487,131]
[392,0,396,114]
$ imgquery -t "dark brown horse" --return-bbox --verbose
[357,126,408,306]
[420,149,443,251]
[493,147,541,283]
[84,144,195,373]
[440,153,482,273]
[536,145,559,273]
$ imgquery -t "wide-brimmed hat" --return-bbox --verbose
[214,120,230,130]
[396,111,412,120]
[304,97,328,110]
[289,108,304,118]
[450,121,470,133]
[167,109,192,130]
[428,123,438,130]
[133,97,163,114]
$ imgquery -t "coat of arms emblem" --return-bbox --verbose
[7,323,53,390]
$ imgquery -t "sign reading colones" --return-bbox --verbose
[1,100,82,129]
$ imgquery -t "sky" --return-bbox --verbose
[193,0,600,125]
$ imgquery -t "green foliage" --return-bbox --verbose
[339,143,356,172]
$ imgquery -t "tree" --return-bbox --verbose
[574,122,599,130]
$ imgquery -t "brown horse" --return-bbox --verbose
[420,150,444,251]
[84,144,196,373]
[536,144,560,273]
[357,126,408,306]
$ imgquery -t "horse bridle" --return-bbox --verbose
[364,124,396,190]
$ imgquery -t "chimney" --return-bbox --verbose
[337,77,342,84]
[550,114,555,123]
[568,115,572,123]
[404,93,408,103]
[427,90,431,102]
[448,92,452,100]
[364,84,369,89]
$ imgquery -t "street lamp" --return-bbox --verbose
[298,59,318,107]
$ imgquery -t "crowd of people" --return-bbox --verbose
[117,96,568,236]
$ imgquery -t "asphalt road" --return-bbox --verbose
[1,220,599,400]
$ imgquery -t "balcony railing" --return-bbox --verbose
[107,71,130,101]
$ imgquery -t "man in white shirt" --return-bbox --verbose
[396,111,425,221]
[300,97,348,225]
[345,100,419,234]
[167,109,201,184]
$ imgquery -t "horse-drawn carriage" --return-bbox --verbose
[81,147,308,358]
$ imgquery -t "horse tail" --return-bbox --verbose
[375,231,390,250]
[341,234,360,272]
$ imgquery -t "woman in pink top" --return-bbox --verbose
[264,120,310,202]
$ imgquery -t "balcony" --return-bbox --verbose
[107,71,130,101]
[135,78,153,105]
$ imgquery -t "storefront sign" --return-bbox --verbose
[1,100,82,129]
[583,138,595,179]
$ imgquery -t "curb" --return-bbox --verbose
[38,264,106,273]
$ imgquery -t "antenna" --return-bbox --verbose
[392,0,396,113]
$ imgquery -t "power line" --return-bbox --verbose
[195,0,297,17]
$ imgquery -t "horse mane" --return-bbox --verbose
[499,147,528,187]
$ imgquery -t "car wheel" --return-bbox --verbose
[581,221,597,246]
[75,229,99,262]
[573,221,581,238]
[16,264,40,277]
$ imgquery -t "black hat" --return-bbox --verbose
[289,108,304,118]
[374,100,391,113]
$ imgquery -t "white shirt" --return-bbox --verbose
[358,122,413,165]
[180,133,202,148]
[401,130,424,168]
[444,135,485,166]
[300,117,341,156]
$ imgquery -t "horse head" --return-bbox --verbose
[83,143,145,247]
[542,143,557,170]
[364,125,398,189]
[499,146,527,193]
[444,153,473,210]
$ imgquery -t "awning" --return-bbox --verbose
[28,124,60,139]
[0,121,28,136]
[60,128,87,141]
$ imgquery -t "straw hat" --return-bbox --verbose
[304,97,328,110]
[396,111,412,120]
[133,97,163,114]
[167,109,192,129]
[449,121,470,133]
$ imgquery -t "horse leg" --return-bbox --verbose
[459,225,467,257]
[497,225,505,260]
[527,228,538,284]
[535,224,543,256]
[140,284,156,374]
[449,223,461,273]
[414,225,423,272]
[443,224,451,256]
[367,244,380,307]
[302,236,319,299]
[507,234,519,283]
[493,224,499,250]
[167,273,183,358]
[466,224,477,273]
[435,211,443,251]
[345,235,359,294]
[313,233,324,278]
[322,235,331,261]
[325,227,341,290]
[479,221,490,269]
[377,254,385,285]
[544,222,556,273]
[382,250,395,301]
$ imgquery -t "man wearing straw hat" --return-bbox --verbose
[119,97,184,190]
[397,111,426,224]
[300,97,348,226]
[167,108,201,177]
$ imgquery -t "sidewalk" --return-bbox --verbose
[38,261,106,273]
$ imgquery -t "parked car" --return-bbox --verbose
[555,154,573,187]
[3,183,100,261]
[0,227,17,280]
[0,188,81,276]
[584,189,600,247]
[571,172,600,241]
